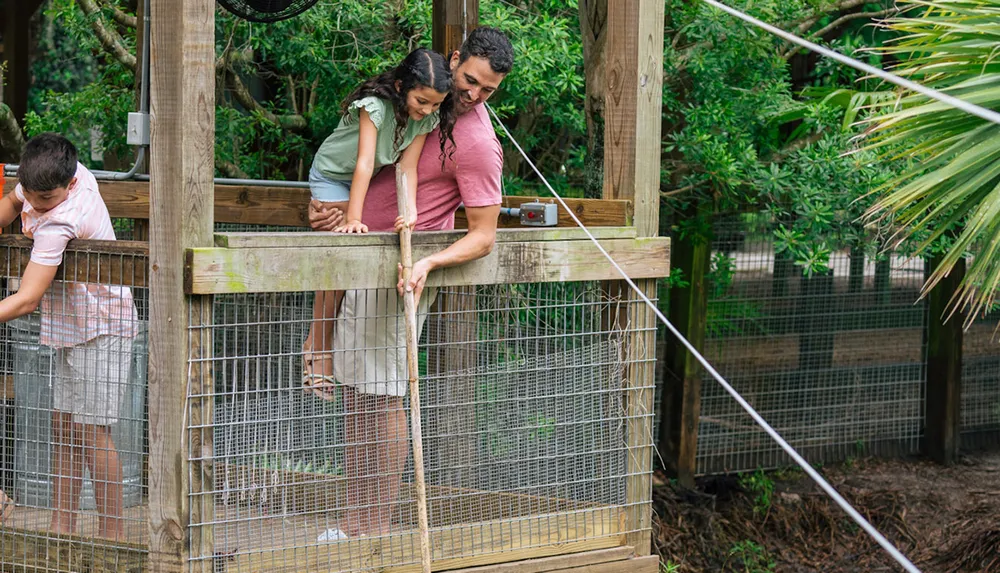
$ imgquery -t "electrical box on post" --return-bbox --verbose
[518,202,559,227]
[127,112,150,146]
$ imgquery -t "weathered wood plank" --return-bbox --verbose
[2,179,632,230]
[232,508,622,573]
[148,1,215,572]
[0,235,148,287]
[603,0,664,238]
[623,279,657,556]
[0,527,147,573]
[214,226,636,248]
[545,555,659,573]
[185,237,671,294]
[449,547,637,573]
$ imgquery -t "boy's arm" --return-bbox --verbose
[0,192,24,229]
[0,262,58,322]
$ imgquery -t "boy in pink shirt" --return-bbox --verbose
[0,133,138,540]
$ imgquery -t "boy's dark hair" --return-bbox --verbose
[342,48,458,163]
[458,27,514,75]
[18,133,78,192]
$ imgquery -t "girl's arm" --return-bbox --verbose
[338,109,379,234]
[395,133,427,230]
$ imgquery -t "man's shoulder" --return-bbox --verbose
[453,105,500,147]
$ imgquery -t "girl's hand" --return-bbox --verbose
[335,220,369,234]
[394,215,418,233]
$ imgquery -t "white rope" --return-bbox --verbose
[701,0,1000,127]
[485,104,922,573]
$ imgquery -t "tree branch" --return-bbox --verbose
[101,0,137,28]
[0,104,26,162]
[77,0,136,70]
[785,0,873,35]
[782,8,898,60]
[224,68,308,131]
[217,159,249,179]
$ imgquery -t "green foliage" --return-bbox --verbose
[861,0,1000,322]
[26,0,134,165]
[660,560,681,573]
[727,540,776,573]
[738,468,774,517]
[27,0,588,188]
[661,0,901,274]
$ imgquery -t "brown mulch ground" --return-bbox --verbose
[652,450,1000,572]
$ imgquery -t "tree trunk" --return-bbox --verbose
[579,0,606,198]
[0,103,26,163]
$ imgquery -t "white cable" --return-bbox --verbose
[485,104,922,573]
[702,0,1000,127]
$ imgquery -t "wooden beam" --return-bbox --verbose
[433,0,478,56]
[603,0,664,557]
[0,235,148,287]
[148,1,215,572]
[214,226,636,248]
[185,237,671,294]
[603,0,664,237]
[3,179,633,229]
[924,255,965,465]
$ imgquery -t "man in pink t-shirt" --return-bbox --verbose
[0,133,137,541]
[309,28,512,539]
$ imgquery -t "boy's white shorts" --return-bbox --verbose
[333,288,438,397]
[53,335,134,425]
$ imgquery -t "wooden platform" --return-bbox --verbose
[1,503,624,573]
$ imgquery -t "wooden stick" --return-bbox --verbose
[396,165,433,573]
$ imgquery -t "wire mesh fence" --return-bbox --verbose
[186,281,653,573]
[0,237,148,572]
[684,215,931,475]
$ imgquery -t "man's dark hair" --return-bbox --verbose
[458,27,514,75]
[18,133,78,192]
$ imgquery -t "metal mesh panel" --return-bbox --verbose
[694,216,927,474]
[186,282,653,573]
[961,308,1000,442]
[0,240,148,572]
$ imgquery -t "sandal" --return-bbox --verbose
[303,352,337,402]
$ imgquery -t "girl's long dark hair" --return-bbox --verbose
[341,48,457,163]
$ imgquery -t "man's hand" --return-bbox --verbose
[335,220,369,234]
[397,258,433,304]
[308,200,345,231]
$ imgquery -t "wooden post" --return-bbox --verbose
[432,0,478,56]
[604,0,664,556]
[148,1,215,572]
[658,228,710,488]
[797,269,835,372]
[924,255,964,465]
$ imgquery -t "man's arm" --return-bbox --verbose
[0,262,58,322]
[398,203,500,301]
[0,192,23,228]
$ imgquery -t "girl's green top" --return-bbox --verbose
[312,96,440,181]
